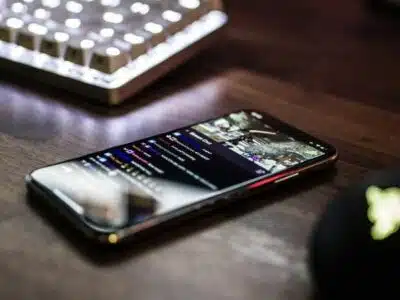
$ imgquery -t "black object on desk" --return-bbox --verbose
[308,168,400,299]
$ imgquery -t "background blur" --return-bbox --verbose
[197,0,399,108]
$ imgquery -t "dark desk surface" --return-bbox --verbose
[0,1,399,299]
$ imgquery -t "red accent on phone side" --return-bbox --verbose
[248,171,292,189]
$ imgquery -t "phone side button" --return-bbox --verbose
[274,172,299,183]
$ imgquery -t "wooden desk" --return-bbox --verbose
[0,1,399,299]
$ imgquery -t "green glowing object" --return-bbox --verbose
[366,186,400,241]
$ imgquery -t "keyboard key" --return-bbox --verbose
[98,27,115,39]
[65,1,83,14]
[143,21,166,46]
[65,37,95,66]
[64,17,81,29]
[130,2,150,16]
[101,0,121,8]
[162,9,187,35]
[178,0,210,25]
[178,0,202,10]
[41,0,62,9]
[16,22,48,50]
[0,17,24,43]
[123,32,148,58]
[10,2,28,15]
[89,44,130,74]
[40,30,69,57]
[33,7,52,20]
[102,11,125,24]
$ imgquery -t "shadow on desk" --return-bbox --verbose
[26,166,337,267]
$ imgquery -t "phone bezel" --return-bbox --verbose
[26,109,338,244]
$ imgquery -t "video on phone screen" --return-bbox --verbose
[192,111,323,173]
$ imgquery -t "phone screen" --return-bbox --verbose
[31,110,332,229]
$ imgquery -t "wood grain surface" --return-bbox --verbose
[0,1,399,299]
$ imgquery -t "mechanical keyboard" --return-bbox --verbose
[0,0,227,105]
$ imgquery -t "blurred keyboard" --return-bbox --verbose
[0,0,227,104]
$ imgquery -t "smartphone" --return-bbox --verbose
[26,109,338,244]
